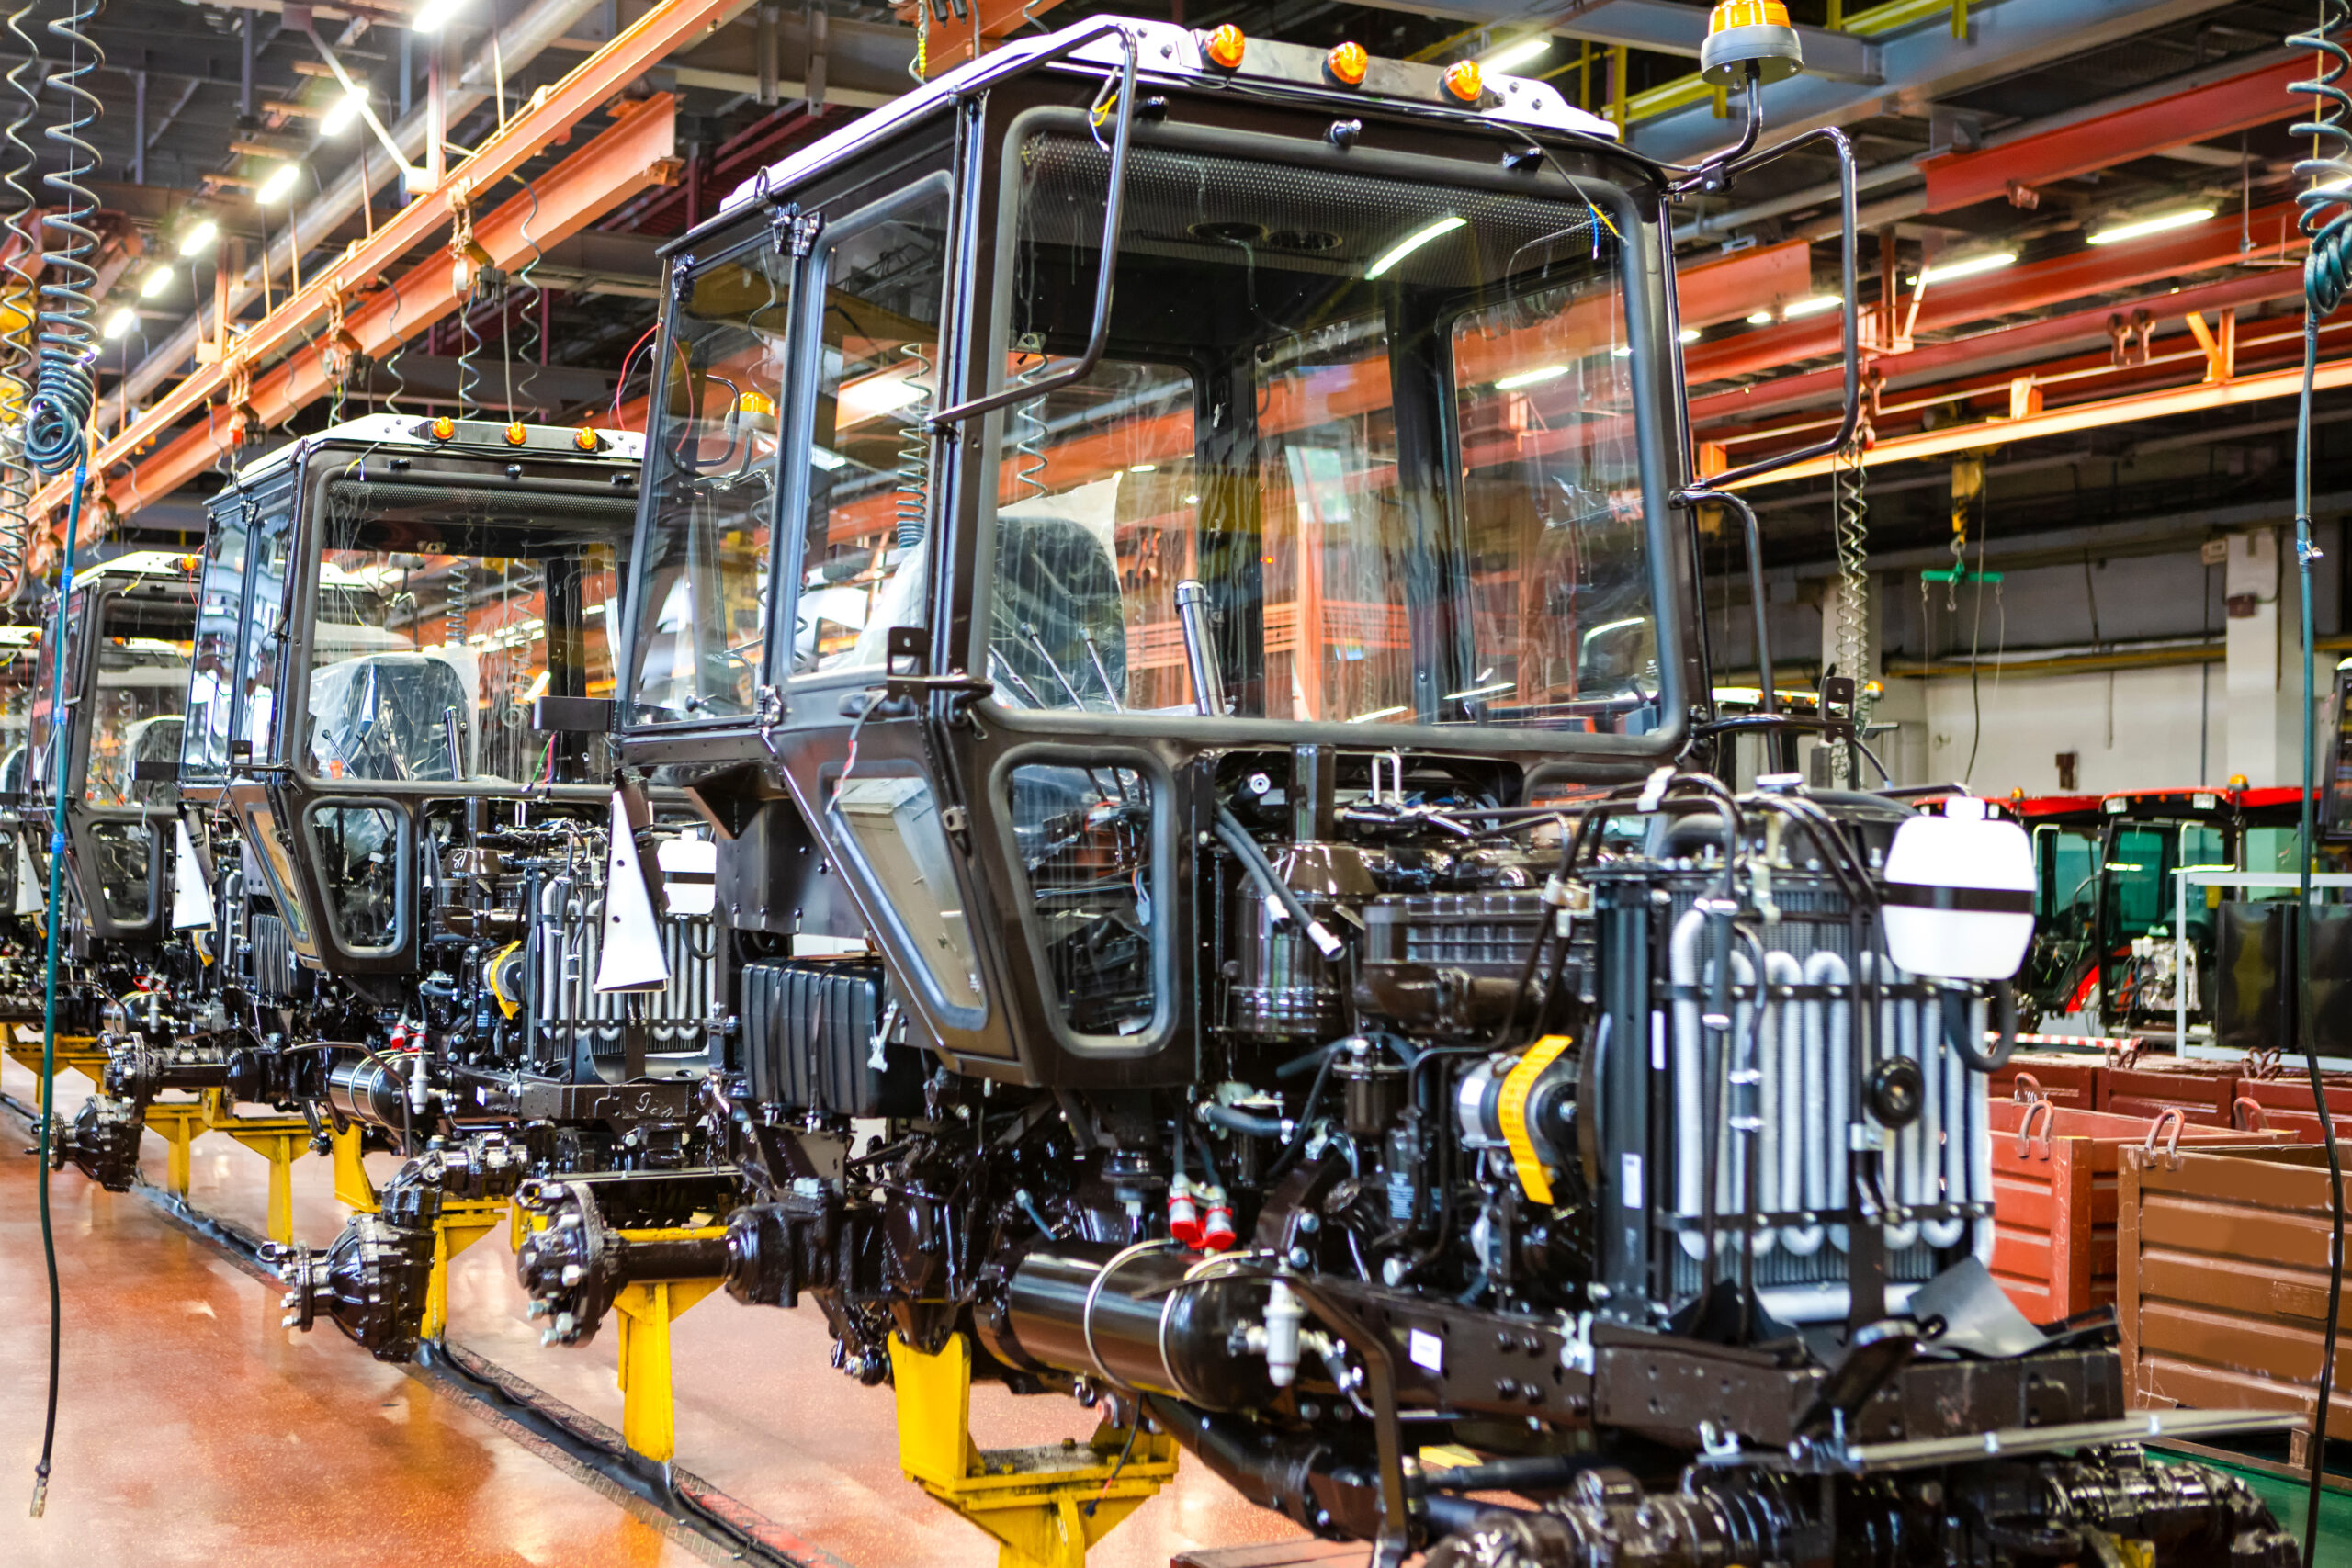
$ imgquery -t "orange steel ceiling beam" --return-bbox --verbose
[903,0,1070,73]
[40,0,748,527]
[84,96,681,531]
[1720,352,2352,488]
[1685,201,2302,388]
[1677,240,1814,330]
[1920,56,2306,215]
[1687,267,2307,430]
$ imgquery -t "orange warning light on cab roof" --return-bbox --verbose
[430,416,455,441]
[1442,60,1483,102]
[505,422,527,446]
[574,427,600,452]
[1709,0,1792,31]
[1204,25,1246,71]
[1326,42,1368,86]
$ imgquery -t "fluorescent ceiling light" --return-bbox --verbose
[1445,681,1513,701]
[2087,208,2213,245]
[1495,364,1568,390]
[139,268,172,299]
[1913,251,2015,285]
[1782,295,1842,318]
[1610,345,1632,358]
[835,368,929,423]
[256,163,300,204]
[320,86,367,136]
[1351,705,1409,722]
[177,219,218,256]
[1747,310,1773,325]
[809,445,848,471]
[1479,35,1550,73]
[1128,462,1157,472]
[410,0,463,31]
[1365,215,1465,279]
[102,306,135,339]
[1678,328,1702,344]
[1182,493,1201,504]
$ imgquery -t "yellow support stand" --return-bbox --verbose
[6,1033,108,1112]
[142,1100,212,1195]
[612,1254,724,1463]
[213,1114,314,1244]
[890,1333,1178,1568]
[330,1123,377,1213]
[419,1196,509,1342]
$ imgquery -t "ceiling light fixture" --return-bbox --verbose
[177,219,218,257]
[256,163,300,204]
[1679,328,1702,344]
[1479,35,1551,74]
[1747,309,1773,325]
[139,268,173,299]
[410,0,464,32]
[1781,295,1842,318]
[320,86,368,136]
[1365,215,1465,279]
[1914,251,2016,285]
[1496,364,1568,390]
[103,306,136,339]
[2087,208,2214,245]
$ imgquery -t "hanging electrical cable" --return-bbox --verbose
[511,175,545,420]
[452,196,490,422]
[0,0,41,599]
[1831,436,1871,784]
[381,280,410,419]
[2288,6,2350,1559]
[894,340,933,550]
[1009,334,1048,502]
[25,0,102,479]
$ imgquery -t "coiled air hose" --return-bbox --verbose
[24,0,100,478]
[0,0,40,597]
[2290,6,2349,1558]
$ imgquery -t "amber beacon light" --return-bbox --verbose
[1442,59,1482,102]
[1701,0,1804,87]
[1325,41,1368,86]
[1204,25,1246,70]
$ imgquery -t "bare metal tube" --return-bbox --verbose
[1175,581,1229,717]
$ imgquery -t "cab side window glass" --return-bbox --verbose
[795,188,952,676]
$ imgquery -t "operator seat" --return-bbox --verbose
[990,512,1126,710]
[309,652,476,784]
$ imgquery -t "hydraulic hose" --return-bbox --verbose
[28,450,86,1515]
[2289,6,2350,1556]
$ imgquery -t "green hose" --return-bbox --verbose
[28,452,83,1517]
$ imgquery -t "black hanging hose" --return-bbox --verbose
[2290,6,2350,1556]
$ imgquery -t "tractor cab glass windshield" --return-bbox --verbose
[300,479,635,785]
[981,130,1659,735]
[628,244,792,723]
[30,590,194,807]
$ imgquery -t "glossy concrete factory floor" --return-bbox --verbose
[0,1058,1306,1568]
